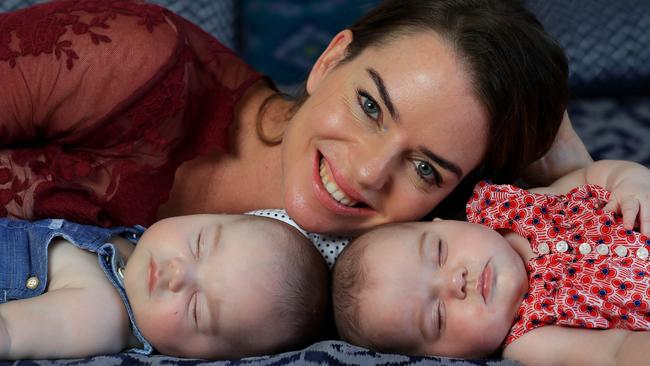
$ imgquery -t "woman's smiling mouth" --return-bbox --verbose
[319,158,358,206]
[313,153,374,216]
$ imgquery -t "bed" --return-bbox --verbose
[3,340,517,366]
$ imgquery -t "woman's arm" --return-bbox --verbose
[0,2,178,144]
[523,112,594,186]
[0,1,182,225]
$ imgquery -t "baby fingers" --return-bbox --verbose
[618,193,650,235]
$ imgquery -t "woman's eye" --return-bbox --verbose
[413,160,442,186]
[357,90,381,121]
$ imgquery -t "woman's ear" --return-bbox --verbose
[306,29,353,94]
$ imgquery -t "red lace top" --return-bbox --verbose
[466,182,650,346]
[0,0,263,227]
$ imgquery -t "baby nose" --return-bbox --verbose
[450,267,467,300]
[437,266,467,300]
[166,257,195,292]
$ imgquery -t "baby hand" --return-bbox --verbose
[603,166,650,234]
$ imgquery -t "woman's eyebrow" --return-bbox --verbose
[367,67,400,122]
[419,146,463,179]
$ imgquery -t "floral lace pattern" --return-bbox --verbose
[467,182,650,346]
[0,0,262,226]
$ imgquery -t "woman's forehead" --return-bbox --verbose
[348,35,489,162]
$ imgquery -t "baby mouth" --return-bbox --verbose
[319,158,359,207]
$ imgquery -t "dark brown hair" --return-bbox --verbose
[272,222,330,351]
[331,232,373,346]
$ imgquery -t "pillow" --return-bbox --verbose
[525,0,650,97]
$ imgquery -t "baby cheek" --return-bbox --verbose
[139,304,187,347]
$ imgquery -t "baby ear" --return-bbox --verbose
[306,29,353,94]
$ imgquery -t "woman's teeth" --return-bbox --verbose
[319,158,358,207]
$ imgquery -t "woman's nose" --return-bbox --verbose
[166,257,195,292]
[353,135,405,190]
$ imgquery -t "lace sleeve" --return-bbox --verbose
[0,1,262,227]
[0,0,178,144]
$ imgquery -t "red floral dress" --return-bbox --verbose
[466,182,650,346]
[0,0,262,227]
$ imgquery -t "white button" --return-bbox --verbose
[578,243,591,255]
[596,244,609,256]
[538,242,550,255]
[26,276,39,290]
[636,247,649,260]
[614,246,628,257]
[555,241,569,253]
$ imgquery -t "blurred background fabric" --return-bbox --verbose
[238,0,379,92]
[2,0,649,168]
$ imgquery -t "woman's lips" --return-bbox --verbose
[148,257,158,295]
[312,153,373,216]
[478,261,493,304]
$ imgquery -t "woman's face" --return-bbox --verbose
[281,30,489,235]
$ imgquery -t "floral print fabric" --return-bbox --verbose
[466,182,650,345]
[0,0,262,227]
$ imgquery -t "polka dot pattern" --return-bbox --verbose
[245,209,349,268]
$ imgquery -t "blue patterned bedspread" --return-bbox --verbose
[0,341,518,366]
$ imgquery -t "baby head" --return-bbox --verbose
[123,214,329,359]
[332,220,528,358]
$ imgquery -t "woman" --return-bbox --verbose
[0,0,590,235]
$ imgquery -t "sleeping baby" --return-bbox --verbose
[0,214,328,360]
[333,160,650,365]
